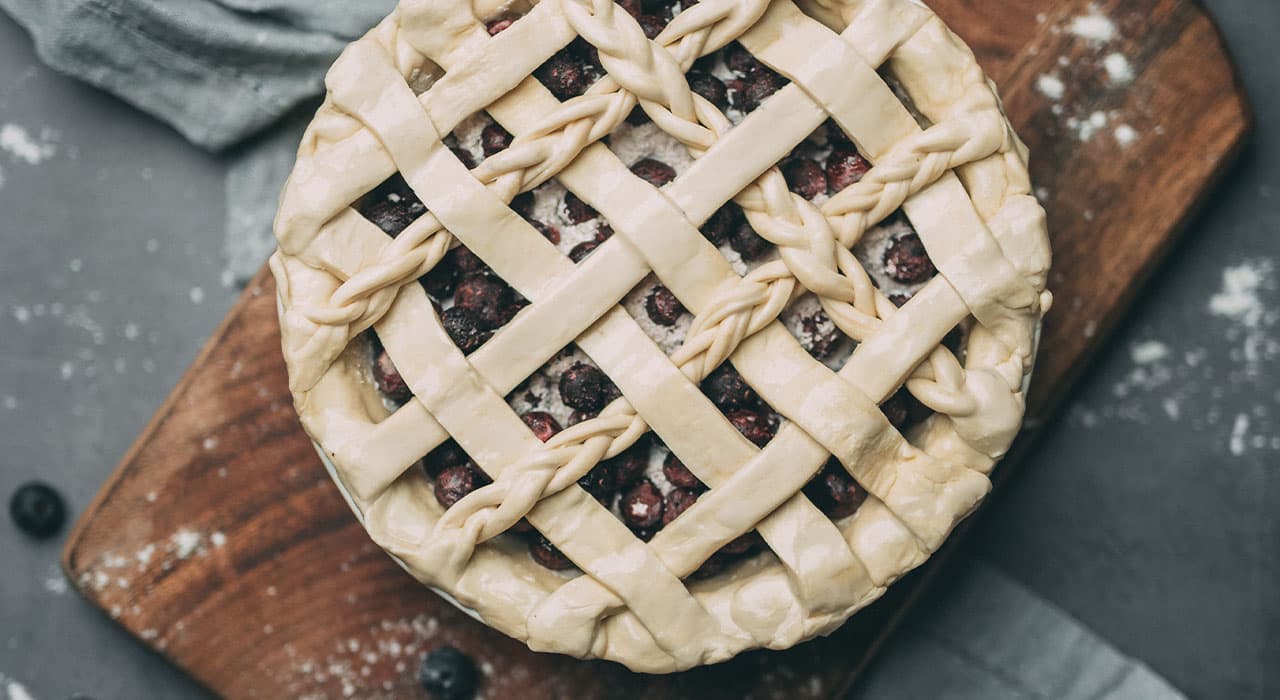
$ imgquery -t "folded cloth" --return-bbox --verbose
[0,0,392,280]
[0,3,1187,697]
[853,560,1185,699]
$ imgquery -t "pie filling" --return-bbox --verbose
[352,1,963,577]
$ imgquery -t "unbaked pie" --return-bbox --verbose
[271,0,1052,673]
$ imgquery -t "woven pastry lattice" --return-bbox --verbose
[271,0,1052,672]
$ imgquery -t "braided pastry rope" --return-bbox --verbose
[271,0,1052,672]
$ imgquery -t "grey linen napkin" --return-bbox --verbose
[0,2,1187,697]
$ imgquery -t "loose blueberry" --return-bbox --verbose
[418,645,478,700]
[9,482,66,539]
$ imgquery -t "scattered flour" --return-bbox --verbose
[1072,259,1277,457]
[1129,340,1169,365]
[1036,74,1065,101]
[1103,53,1135,85]
[42,565,68,596]
[1114,124,1139,148]
[1069,6,1119,43]
[189,286,205,304]
[0,674,36,700]
[170,529,203,559]
[1208,260,1270,326]
[0,123,57,165]
[1067,111,1110,143]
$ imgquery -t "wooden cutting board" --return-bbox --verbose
[63,1,1250,698]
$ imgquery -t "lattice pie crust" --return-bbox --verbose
[270,0,1052,673]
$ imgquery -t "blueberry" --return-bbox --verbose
[9,481,67,539]
[418,645,479,700]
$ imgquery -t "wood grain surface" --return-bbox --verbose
[63,1,1251,698]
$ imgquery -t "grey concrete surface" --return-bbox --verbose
[0,2,1276,699]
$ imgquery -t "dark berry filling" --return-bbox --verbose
[883,232,937,285]
[454,273,513,330]
[620,479,664,529]
[433,463,488,509]
[629,157,677,188]
[419,258,458,300]
[354,174,426,237]
[441,306,491,354]
[688,70,729,110]
[559,362,614,412]
[644,284,685,326]
[733,65,787,113]
[534,41,600,101]
[662,487,700,526]
[662,452,703,490]
[702,202,743,246]
[480,122,513,157]
[563,191,598,223]
[782,158,827,200]
[636,13,667,39]
[578,461,618,503]
[521,411,563,442]
[798,310,840,361]
[728,222,772,261]
[569,239,601,263]
[701,364,757,410]
[827,143,871,193]
[607,442,649,488]
[371,342,413,404]
[726,409,779,447]
[803,459,867,519]
[881,387,933,430]
[423,440,468,478]
[529,535,575,570]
